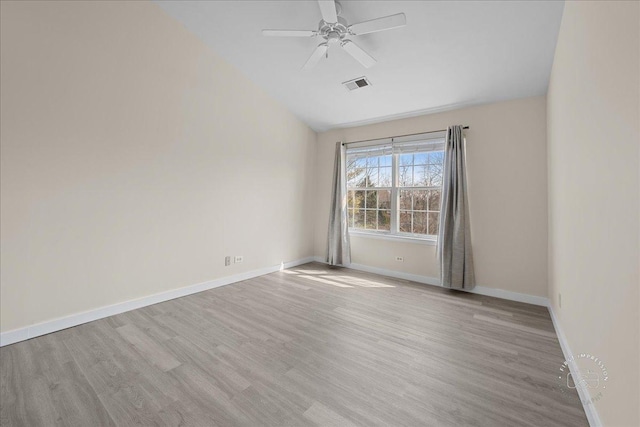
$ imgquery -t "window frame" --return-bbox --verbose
[345,134,445,243]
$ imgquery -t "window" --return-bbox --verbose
[346,133,445,240]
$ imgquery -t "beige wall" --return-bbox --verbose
[315,96,549,297]
[547,1,640,426]
[0,1,317,333]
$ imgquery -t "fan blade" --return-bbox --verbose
[341,40,376,68]
[262,29,317,37]
[303,43,328,70]
[348,13,406,35]
[317,0,338,23]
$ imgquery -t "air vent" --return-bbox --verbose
[342,77,371,91]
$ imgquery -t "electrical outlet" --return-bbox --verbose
[224,256,231,266]
[234,255,244,263]
[559,293,562,308]
[395,256,404,262]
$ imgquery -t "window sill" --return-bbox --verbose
[348,230,437,246]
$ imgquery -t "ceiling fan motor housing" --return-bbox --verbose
[318,17,348,43]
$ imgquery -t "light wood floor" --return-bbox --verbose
[0,263,587,426]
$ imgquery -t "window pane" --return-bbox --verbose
[428,164,443,187]
[354,190,365,209]
[399,153,413,166]
[354,169,367,187]
[365,210,376,229]
[363,170,375,187]
[429,151,444,165]
[399,190,412,210]
[354,210,365,229]
[378,210,391,231]
[399,165,413,187]
[365,190,377,209]
[428,189,441,211]
[348,208,354,227]
[428,212,439,235]
[346,158,356,185]
[366,167,379,187]
[355,157,367,168]
[347,169,355,186]
[379,155,392,167]
[399,211,412,233]
[413,212,427,234]
[347,191,354,208]
[414,153,428,165]
[378,190,391,209]
[413,190,428,211]
[378,167,392,187]
[366,157,379,168]
[413,165,428,186]
[347,157,367,187]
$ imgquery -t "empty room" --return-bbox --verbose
[0,1,638,426]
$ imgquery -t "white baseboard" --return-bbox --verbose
[470,284,548,306]
[312,256,549,307]
[547,305,602,427]
[348,261,441,286]
[0,256,315,347]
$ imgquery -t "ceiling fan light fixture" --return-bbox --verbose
[327,31,341,44]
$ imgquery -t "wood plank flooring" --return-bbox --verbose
[0,263,588,426]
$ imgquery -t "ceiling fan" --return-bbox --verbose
[262,0,406,70]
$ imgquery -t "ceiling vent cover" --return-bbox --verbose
[343,77,371,91]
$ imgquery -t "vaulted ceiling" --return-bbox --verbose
[156,1,564,131]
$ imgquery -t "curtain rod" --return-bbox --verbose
[341,126,469,146]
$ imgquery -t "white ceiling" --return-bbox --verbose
[156,1,564,132]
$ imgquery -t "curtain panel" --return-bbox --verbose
[437,126,475,289]
[326,141,351,266]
